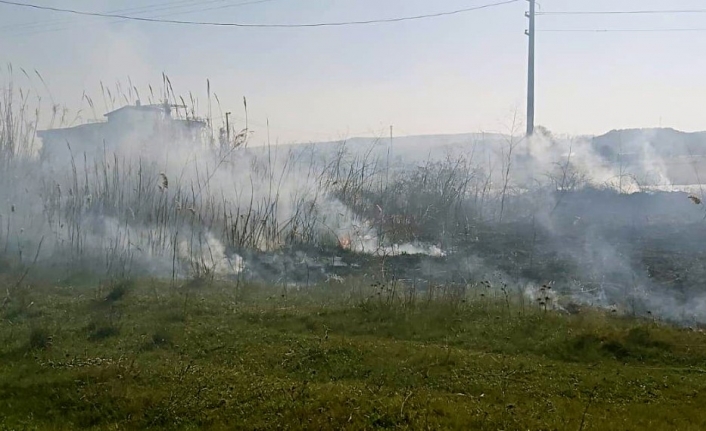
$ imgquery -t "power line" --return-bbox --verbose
[537,8,706,16]
[529,7,706,33]
[539,28,706,33]
[4,0,280,37]
[0,0,520,28]
[167,0,279,16]
[0,0,205,32]
[4,1,273,34]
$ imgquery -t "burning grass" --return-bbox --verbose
[3,73,706,428]
[1,277,706,430]
[4,71,706,327]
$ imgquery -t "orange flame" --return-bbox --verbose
[338,235,351,250]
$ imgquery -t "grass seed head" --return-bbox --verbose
[158,172,169,191]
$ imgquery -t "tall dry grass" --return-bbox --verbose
[0,70,605,286]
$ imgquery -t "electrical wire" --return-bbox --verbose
[536,7,706,33]
[0,0,519,29]
[159,0,279,17]
[5,0,280,37]
[538,28,706,33]
[0,0,206,32]
[537,8,706,16]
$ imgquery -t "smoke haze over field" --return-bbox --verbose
[9,5,706,430]
[3,1,706,327]
[3,81,706,326]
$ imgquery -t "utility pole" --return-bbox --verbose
[525,0,536,137]
[386,125,393,189]
[225,112,231,144]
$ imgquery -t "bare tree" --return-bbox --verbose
[498,111,523,223]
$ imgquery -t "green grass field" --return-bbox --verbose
[2,277,706,430]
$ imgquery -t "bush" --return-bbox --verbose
[104,279,134,303]
[28,326,52,350]
[87,321,120,341]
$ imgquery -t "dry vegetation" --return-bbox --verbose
[2,71,706,429]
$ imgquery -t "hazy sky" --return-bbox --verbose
[2,0,706,144]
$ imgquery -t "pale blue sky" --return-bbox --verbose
[2,0,706,144]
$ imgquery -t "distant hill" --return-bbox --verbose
[257,128,706,187]
[268,132,508,164]
[592,128,706,159]
[276,127,706,159]
[589,128,706,185]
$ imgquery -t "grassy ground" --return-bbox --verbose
[2,277,706,430]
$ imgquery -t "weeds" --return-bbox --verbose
[1,71,705,331]
[1,278,705,430]
[27,324,52,350]
[148,327,173,349]
[103,278,133,303]
[87,321,120,341]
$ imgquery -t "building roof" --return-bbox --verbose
[38,104,207,138]
[37,121,106,137]
[104,104,165,118]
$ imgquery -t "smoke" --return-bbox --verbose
[0,82,447,283]
[506,130,706,324]
[4,74,706,326]
[316,127,706,325]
